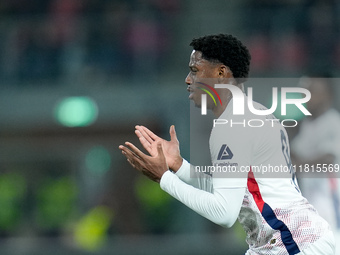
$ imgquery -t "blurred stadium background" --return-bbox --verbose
[0,0,340,254]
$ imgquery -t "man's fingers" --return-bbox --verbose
[169,125,179,142]
[127,158,136,168]
[136,130,154,155]
[119,145,140,160]
[125,142,148,159]
[119,145,143,170]
[156,142,165,157]
[156,143,167,170]
[135,126,154,144]
[138,125,159,141]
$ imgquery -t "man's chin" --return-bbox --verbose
[189,95,213,110]
[189,97,201,108]
[193,102,202,108]
[193,100,212,110]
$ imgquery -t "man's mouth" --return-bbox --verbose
[187,86,194,99]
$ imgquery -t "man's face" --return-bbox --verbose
[185,50,220,109]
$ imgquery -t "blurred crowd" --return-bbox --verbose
[245,0,340,74]
[0,0,180,86]
[0,0,340,88]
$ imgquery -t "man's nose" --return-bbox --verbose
[185,73,192,85]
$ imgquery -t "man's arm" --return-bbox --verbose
[119,141,245,228]
[173,159,202,189]
[160,171,245,228]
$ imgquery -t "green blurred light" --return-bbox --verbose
[0,173,26,231]
[135,175,172,209]
[85,146,111,174]
[36,177,78,230]
[74,206,113,251]
[55,97,98,127]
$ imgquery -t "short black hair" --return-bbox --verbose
[190,34,251,83]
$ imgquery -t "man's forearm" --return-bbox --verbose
[174,159,202,189]
[160,170,245,228]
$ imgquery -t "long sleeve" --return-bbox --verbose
[175,159,201,188]
[160,170,245,228]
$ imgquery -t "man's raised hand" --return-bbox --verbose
[135,125,183,172]
[119,141,168,183]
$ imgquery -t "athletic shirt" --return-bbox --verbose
[160,96,331,255]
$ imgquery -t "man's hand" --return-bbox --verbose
[135,125,183,172]
[119,141,168,183]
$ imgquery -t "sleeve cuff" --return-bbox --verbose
[160,170,176,191]
[175,158,190,179]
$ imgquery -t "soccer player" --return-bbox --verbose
[119,34,336,254]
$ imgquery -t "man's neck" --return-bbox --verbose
[212,83,244,118]
[212,95,232,118]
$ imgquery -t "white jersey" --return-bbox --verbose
[160,96,331,255]
[210,96,330,254]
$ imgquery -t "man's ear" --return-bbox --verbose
[217,65,234,84]
[218,65,233,78]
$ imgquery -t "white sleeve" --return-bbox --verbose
[175,159,200,188]
[160,171,245,228]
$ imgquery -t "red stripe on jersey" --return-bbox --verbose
[247,167,265,212]
[247,167,301,254]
